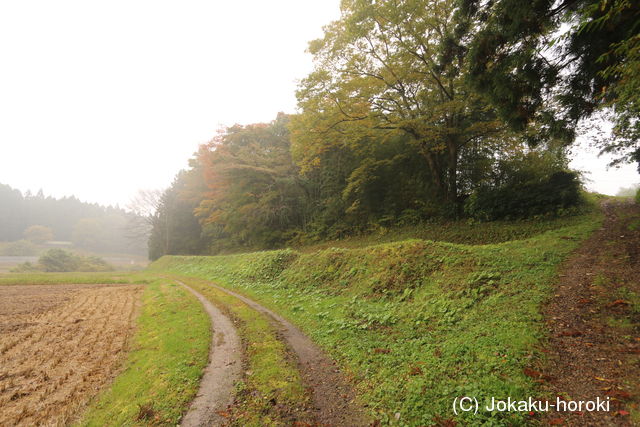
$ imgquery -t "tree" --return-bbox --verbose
[194,114,311,248]
[292,0,506,208]
[125,189,163,250]
[460,0,640,167]
[23,225,54,244]
[148,171,206,260]
[0,184,25,241]
[0,182,146,254]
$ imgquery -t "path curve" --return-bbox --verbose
[208,282,371,427]
[177,281,242,427]
[541,200,639,426]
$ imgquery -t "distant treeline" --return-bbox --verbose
[0,184,145,254]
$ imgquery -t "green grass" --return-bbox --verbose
[293,208,596,252]
[151,209,602,426]
[76,277,210,426]
[0,271,144,285]
[169,275,312,427]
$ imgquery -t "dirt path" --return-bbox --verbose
[541,200,640,425]
[177,281,242,427]
[209,283,372,427]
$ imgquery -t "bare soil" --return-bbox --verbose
[541,200,640,425]
[210,284,372,427]
[0,283,143,427]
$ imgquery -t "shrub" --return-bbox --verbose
[636,188,640,205]
[13,249,114,272]
[465,170,583,220]
[38,249,81,272]
[10,261,39,273]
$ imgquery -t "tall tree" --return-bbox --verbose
[194,114,311,248]
[291,0,505,207]
[461,0,640,167]
[148,171,206,260]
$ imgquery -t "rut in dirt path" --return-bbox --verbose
[208,283,372,427]
[177,281,242,427]
[541,200,640,426]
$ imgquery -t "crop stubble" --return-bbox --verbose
[0,283,143,426]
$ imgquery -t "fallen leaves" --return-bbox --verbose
[558,329,583,337]
[408,365,423,376]
[607,299,630,308]
[605,389,632,400]
[523,367,553,382]
[523,367,543,379]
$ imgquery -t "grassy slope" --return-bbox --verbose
[295,212,594,252]
[151,210,601,426]
[77,277,210,426]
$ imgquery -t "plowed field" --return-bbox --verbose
[0,284,143,426]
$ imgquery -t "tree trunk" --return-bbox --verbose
[423,150,446,199]
[446,142,458,205]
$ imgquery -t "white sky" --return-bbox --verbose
[0,0,637,207]
[0,0,341,207]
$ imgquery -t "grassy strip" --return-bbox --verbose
[169,275,312,427]
[152,210,602,426]
[295,208,597,252]
[0,271,144,286]
[76,277,210,426]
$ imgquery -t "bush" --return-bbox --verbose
[465,170,583,220]
[10,261,39,273]
[636,188,640,205]
[13,249,114,272]
[38,249,81,272]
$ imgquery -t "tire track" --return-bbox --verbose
[176,281,242,427]
[206,283,371,427]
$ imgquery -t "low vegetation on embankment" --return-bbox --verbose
[151,208,602,426]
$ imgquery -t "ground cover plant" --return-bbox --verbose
[151,207,601,425]
[294,205,594,253]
